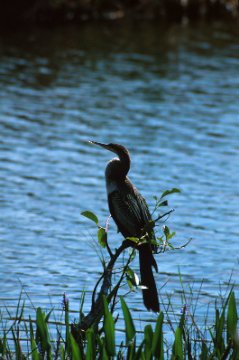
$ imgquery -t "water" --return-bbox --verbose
[0,21,239,339]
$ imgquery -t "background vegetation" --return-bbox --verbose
[0,0,238,26]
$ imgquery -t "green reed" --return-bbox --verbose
[0,288,238,359]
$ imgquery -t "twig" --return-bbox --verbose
[91,271,105,306]
[105,215,113,257]
[71,240,131,337]
[170,238,192,250]
[110,249,136,314]
[153,209,175,223]
[106,242,113,258]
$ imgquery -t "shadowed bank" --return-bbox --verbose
[0,0,238,26]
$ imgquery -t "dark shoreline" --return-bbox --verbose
[1,0,238,27]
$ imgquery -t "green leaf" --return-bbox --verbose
[127,277,134,290]
[0,332,8,357]
[36,307,52,359]
[179,308,185,331]
[160,188,181,199]
[163,225,170,238]
[135,340,145,360]
[200,342,208,360]
[152,312,164,359]
[86,328,95,360]
[215,308,225,352]
[95,334,104,359]
[70,334,82,360]
[30,318,41,360]
[163,226,176,243]
[158,200,168,207]
[45,308,54,323]
[227,291,238,342]
[144,325,153,359]
[157,236,164,244]
[167,231,176,241]
[126,267,139,287]
[126,339,136,360]
[120,297,136,343]
[81,211,99,225]
[173,327,183,359]
[103,296,115,356]
[98,227,107,248]
[126,237,140,244]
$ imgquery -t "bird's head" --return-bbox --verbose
[90,141,129,158]
[90,141,131,178]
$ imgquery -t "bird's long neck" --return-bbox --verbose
[117,149,130,177]
[106,150,130,181]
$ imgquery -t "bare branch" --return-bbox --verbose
[154,209,175,223]
[71,240,132,338]
[170,238,192,251]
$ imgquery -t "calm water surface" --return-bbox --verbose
[0,22,239,336]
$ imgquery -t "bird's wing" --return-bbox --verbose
[134,190,152,223]
[131,190,156,241]
[108,185,153,238]
[108,190,144,238]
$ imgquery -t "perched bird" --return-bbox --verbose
[90,141,159,312]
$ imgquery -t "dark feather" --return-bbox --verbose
[108,177,159,310]
[109,180,145,233]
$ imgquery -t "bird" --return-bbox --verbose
[90,141,159,312]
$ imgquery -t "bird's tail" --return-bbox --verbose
[139,244,159,312]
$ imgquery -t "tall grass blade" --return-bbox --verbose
[172,327,183,360]
[36,307,52,359]
[103,296,115,356]
[227,291,238,342]
[0,332,7,356]
[70,333,82,360]
[63,294,70,356]
[79,290,86,323]
[152,312,164,359]
[144,324,153,359]
[29,317,41,360]
[199,341,208,359]
[126,338,136,360]
[60,345,65,360]
[214,308,225,355]
[120,296,135,343]
[86,328,95,360]
[12,327,25,360]
[15,291,23,321]
[135,339,145,360]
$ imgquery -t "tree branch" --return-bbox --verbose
[71,240,132,338]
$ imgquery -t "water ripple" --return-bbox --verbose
[0,22,239,325]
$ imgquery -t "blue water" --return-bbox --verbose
[0,21,239,342]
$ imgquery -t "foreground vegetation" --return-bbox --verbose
[1,189,238,358]
[0,288,238,359]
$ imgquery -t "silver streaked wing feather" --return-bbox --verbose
[108,189,151,238]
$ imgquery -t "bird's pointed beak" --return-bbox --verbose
[89,141,113,152]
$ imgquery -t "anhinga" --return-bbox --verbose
[91,141,159,313]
